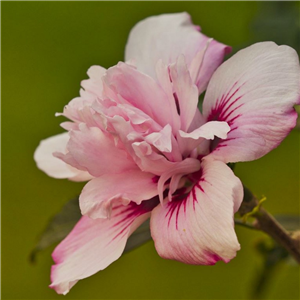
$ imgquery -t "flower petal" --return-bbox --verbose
[125,12,230,93]
[155,59,181,132]
[131,141,175,175]
[58,124,137,177]
[157,158,201,203]
[50,198,159,295]
[150,159,243,265]
[189,39,231,94]
[57,66,106,127]
[79,170,158,219]
[203,42,300,163]
[145,124,173,153]
[170,55,199,132]
[81,65,106,98]
[104,62,178,130]
[178,121,230,157]
[58,97,99,129]
[188,108,206,133]
[34,133,92,181]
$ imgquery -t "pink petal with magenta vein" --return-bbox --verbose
[203,42,300,162]
[151,159,243,265]
[50,198,159,294]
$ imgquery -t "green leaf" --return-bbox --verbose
[30,197,153,263]
[250,212,299,299]
[29,197,81,263]
[251,238,289,299]
[251,2,300,52]
[124,219,152,253]
[227,163,236,171]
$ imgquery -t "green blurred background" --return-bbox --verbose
[2,1,299,299]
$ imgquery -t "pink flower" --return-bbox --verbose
[34,12,300,295]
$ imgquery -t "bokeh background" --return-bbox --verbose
[2,1,299,299]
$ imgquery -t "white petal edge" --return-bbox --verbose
[34,133,92,181]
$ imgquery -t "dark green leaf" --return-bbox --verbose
[29,197,81,263]
[251,2,300,53]
[251,239,289,299]
[197,92,205,113]
[30,197,153,263]
[124,219,152,253]
[227,163,236,171]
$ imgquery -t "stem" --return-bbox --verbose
[254,208,300,263]
[234,219,257,230]
[239,186,300,264]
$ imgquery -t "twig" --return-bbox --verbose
[239,186,300,264]
[234,219,257,230]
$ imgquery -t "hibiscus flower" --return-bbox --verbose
[34,12,300,295]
